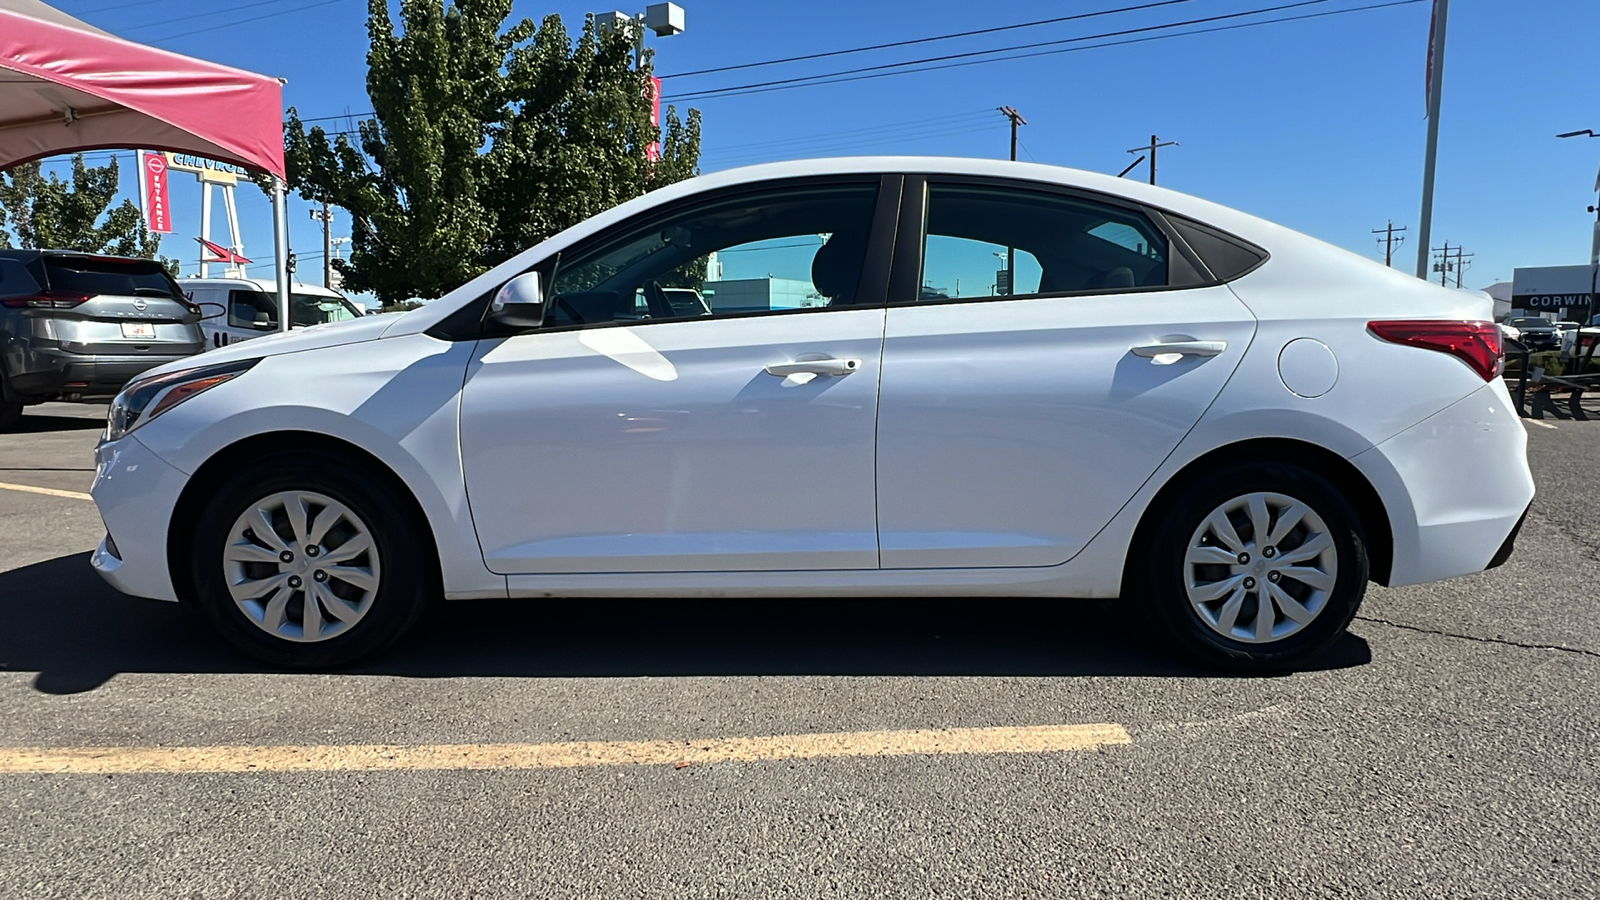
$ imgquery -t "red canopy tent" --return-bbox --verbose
[0,0,293,329]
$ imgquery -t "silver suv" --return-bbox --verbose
[0,250,204,429]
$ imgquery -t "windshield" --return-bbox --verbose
[291,295,361,326]
[225,290,362,330]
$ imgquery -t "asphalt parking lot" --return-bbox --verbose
[1,402,1597,899]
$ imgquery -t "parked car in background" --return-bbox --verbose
[0,250,203,430]
[1503,316,1558,351]
[181,277,362,349]
[90,157,1533,673]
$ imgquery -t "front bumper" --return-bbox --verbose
[1350,379,1535,587]
[90,433,188,602]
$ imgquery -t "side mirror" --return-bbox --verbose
[490,272,545,328]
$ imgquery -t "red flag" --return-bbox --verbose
[141,151,172,234]
[195,237,251,264]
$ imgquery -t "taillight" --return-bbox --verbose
[0,290,92,309]
[1367,320,1503,382]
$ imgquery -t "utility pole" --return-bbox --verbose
[1126,134,1178,185]
[1372,221,1408,267]
[1415,0,1450,279]
[309,201,333,289]
[998,106,1026,295]
[1431,242,1473,288]
[1557,128,1600,372]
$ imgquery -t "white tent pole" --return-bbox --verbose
[272,176,290,333]
[199,181,213,278]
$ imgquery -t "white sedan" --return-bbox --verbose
[89,157,1534,671]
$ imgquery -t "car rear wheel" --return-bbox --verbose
[1135,462,1368,672]
[0,399,21,431]
[190,452,433,667]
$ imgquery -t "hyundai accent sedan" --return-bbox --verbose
[89,157,1534,671]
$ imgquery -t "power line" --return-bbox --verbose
[664,0,1424,104]
[663,0,1201,80]
[141,0,345,43]
[291,0,1420,128]
[666,0,1348,101]
[115,0,320,34]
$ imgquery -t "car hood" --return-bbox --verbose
[138,314,397,381]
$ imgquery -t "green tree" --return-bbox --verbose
[284,0,701,305]
[0,155,172,269]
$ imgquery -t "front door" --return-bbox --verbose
[875,179,1257,568]
[460,178,897,574]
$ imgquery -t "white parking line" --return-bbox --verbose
[0,723,1132,775]
[0,481,92,501]
[1527,419,1559,430]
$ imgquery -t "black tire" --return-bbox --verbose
[0,399,21,431]
[1133,462,1368,672]
[189,450,435,668]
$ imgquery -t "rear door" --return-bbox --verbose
[874,178,1257,568]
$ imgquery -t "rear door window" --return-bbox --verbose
[916,184,1172,302]
[42,257,179,298]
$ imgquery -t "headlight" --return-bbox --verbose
[105,358,260,442]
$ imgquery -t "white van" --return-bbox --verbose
[180,278,363,349]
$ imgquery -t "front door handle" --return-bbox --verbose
[1130,340,1227,360]
[764,358,862,377]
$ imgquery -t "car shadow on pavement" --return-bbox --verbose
[3,553,1371,694]
[7,412,105,433]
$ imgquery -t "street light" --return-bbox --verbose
[1557,128,1600,372]
[595,3,686,55]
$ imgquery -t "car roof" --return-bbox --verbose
[182,277,345,298]
[387,156,1306,337]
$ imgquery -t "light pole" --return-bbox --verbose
[1557,128,1600,372]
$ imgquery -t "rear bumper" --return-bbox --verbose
[6,347,200,401]
[1350,379,1535,587]
[90,433,186,602]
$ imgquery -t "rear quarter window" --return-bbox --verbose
[1165,215,1268,283]
[0,258,42,299]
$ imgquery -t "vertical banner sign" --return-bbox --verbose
[647,76,662,162]
[141,151,173,234]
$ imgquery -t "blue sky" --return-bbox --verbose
[38,0,1600,300]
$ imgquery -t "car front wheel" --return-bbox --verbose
[190,452,433,668]
[1136,463,1369,672]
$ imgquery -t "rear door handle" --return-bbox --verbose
[1130,340,1227,359]
[764,358,862,377]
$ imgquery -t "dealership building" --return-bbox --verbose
[1505,264,1598,322]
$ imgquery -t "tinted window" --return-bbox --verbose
[547,183,880,327]
[42,257,179,298]
[0,258,41,299]
[918,185,1169,301]
[1165,215,1267,282]
[229,290,360,330]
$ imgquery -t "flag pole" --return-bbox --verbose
[1415,0,1449,280]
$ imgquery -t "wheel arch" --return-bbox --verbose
[1124,437,1394,590]
[165,430,443,605]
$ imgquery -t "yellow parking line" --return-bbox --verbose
[0,723,1130,775]
[0,481,92,501]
